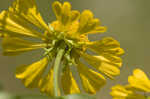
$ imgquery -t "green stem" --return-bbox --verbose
[53,48,65,96]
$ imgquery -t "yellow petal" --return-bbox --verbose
[110,85,146,99]
[82,53,120,79]
[86,37,124,67]
[52,1,62,22]
[76,61,106,94]
[61,66,80,95]
[61,2,71,25]
[0,11,46,39]
[2,37,45,55]
[128,69,150,92]
[78,10,93,33]
[16,57,48,88]
[86,26,107,34]
[111,85,133,98]
[39,67,60,96]
[52,1,72,25]
[52,1,79,27]
[78,10,106,34]
[70,10,80,22]
[10,0,49,31]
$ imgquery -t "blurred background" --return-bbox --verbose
[0,0,150,99]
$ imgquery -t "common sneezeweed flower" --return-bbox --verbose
[0,0,124,96]
[111,69,150,99]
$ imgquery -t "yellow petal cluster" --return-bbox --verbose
[2,37,46,55]
[82,37,124,79]
[0,0,124,96]
[111,69,150,99]
[77,61,106,94]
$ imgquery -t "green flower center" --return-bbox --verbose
[43,25,83,66]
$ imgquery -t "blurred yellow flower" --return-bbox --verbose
[111,85,146,99]
[111,69,150,99]
[128,69,150,92]
[0,0,124,96]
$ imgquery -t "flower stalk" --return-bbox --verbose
[53,44,65,96]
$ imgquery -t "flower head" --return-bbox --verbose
[111,69,150,99]
[0,0,124,96]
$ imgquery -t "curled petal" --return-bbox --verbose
[77,62,106,94]
[61,66,80,95]
[16,57,48,88]
[128,69,150,92]
[2,37,46,55]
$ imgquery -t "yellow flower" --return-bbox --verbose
[0,0,124,96]
[111,69,150,99]
[111,85,146,99]
[128,69,150,92]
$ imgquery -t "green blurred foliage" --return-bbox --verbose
[0,92,96,99]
